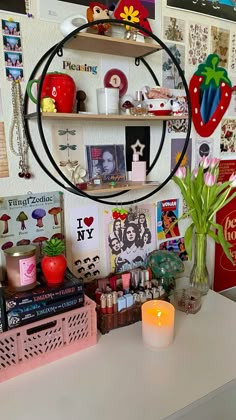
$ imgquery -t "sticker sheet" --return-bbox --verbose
[104,204,156,274]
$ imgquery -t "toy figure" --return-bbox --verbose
[40,97,57,113]
[86,2,111,35]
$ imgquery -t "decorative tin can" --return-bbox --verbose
[4,245,37,291]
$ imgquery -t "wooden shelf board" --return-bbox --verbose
[64,31,160,57]
[76,181,160,194]
[25,112,188,121]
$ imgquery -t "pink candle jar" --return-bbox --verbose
[4,245,37,291]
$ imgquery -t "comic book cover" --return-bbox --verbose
[156,198,180,240]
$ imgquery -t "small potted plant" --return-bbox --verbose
[41,238,67,286]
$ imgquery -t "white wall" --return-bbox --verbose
[0,0,234,285]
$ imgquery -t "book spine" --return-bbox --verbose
[7,294,84,329]
[0,289,7,333]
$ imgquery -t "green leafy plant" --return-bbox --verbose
[42,238,65,257]
[173,157,236,262]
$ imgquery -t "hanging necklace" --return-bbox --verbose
[9,81,31,179]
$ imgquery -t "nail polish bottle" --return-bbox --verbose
[131,153,146,182]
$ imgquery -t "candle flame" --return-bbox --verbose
[157,311,162,317]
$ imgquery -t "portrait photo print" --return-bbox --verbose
[86,144,126,182]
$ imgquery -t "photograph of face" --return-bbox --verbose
[86,144,126,182]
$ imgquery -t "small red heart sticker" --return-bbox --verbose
[84,217,94,227]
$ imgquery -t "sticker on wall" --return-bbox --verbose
[163,16,185,43]
[170,137,192,172]
[220,118,236,153]
[167,0,236,23]
[210,26,229,68]
[162,42,185,89]
[156,199,180,241]
[0,89,9,178]
[159,237,188,261]
[104,204,156,274]
[2,20,24,81]
[188,22,209,67]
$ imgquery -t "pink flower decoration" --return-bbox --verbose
[175,166,186,179]
[204,172,216,186]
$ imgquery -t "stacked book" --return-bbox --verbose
[0,268,84,331]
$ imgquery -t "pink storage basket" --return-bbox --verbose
[0,296,97,383]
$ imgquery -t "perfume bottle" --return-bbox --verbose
[131,153,146,182]
[130,91,148,116]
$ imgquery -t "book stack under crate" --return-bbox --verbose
[0,268,97,383]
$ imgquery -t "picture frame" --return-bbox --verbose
[86,144,126,182]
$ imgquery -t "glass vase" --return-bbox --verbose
[190,233,210,295]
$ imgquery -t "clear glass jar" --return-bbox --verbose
[4,245,37,291]
[130,91,148,116]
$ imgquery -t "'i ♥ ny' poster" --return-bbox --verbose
[69,205,101,282]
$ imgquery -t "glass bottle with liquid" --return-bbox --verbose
[130,91,148,116]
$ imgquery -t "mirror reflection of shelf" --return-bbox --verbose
[75,180,161,195]
[25,112,189,121]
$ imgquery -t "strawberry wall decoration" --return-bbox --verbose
[189,54,233,137]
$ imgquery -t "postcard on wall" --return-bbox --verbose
[210,26,229,68]
[86,144,126,182]
[171,137,192,172]
[195,137,213,167]
[167,0,236,23]
[69,204,101,281]
[0,1,26,14]
[188,22,209,67]
[163,16,185,43]
[220,118,236,153]
[2,20,24,81]
[156,199,180,241]
[0,191,64,277]
[159,237,188,261]
[104,204,156,274]
[162,43,185,89]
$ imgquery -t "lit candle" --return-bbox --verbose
[142,300,175,349]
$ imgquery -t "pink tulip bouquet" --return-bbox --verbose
[173,157,236,263]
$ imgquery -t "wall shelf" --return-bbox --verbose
[76,181,160,195]
[65,31,160,58]
[25,112,188,121]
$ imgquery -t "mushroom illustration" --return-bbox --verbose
[50,233,64,240]
[48,207,62,225]
[0,214,11,234]
[32,236,48,255]
[1,241,13,251]
[32,209,46,228]
[16,211,28,230]
[16,239,31,246]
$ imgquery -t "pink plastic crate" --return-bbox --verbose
[0,296,97,383]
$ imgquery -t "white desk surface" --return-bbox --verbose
[0,290,236,420]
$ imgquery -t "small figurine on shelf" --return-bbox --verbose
[113,0,152,41]
[87,2,111,35]
[40,97,57,113]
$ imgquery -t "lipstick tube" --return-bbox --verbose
[106,293,113,314]
[112,291,118,313]
[100,293,107,314]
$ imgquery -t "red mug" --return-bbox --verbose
[27,72,76,113]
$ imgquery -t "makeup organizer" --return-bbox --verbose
[85,271,169,334]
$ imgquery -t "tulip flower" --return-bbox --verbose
[172,158,236,263]
[204,172,216,186]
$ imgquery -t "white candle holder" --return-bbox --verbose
[142,300,175,350]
